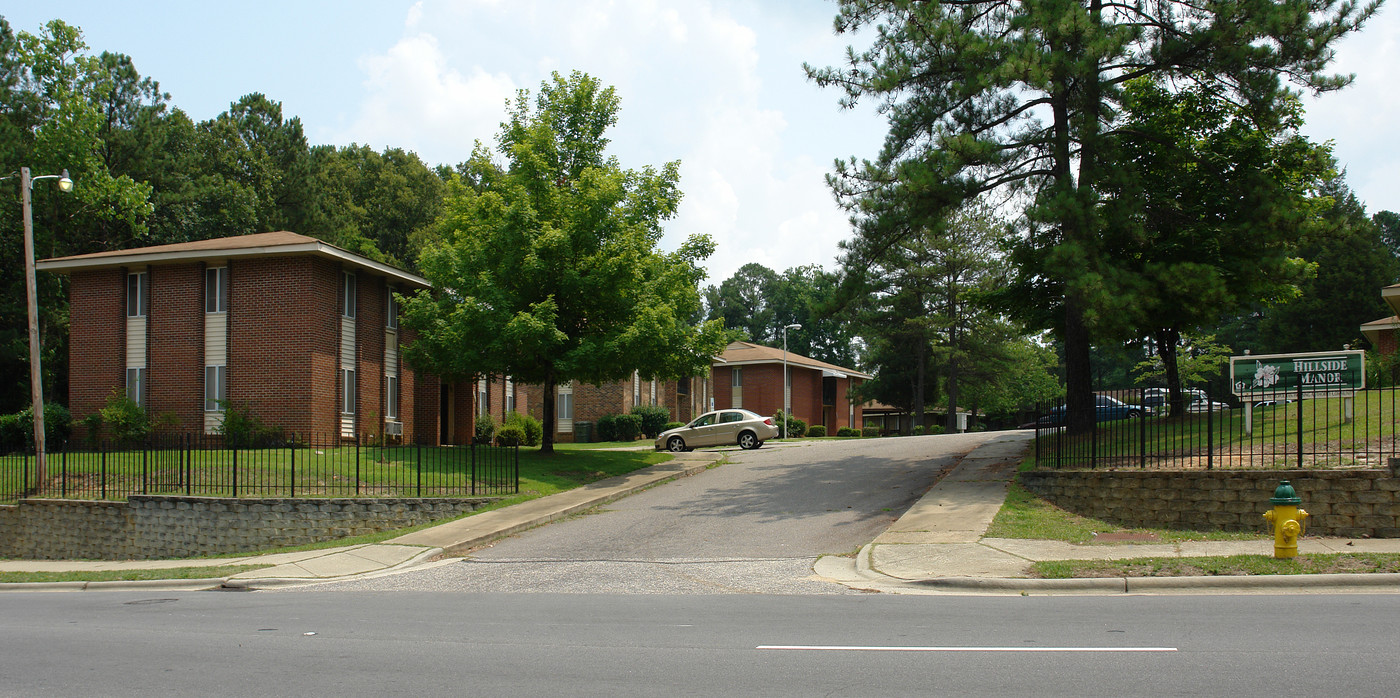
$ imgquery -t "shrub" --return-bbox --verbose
[613,413,643,441]
[495,425,527,446]
[662,421,685,432]
[927,424,945,435]
[631,405,671,439]
[773,411,807,438]
[861,426,881,438]
[217,401,282,447]
[807,425,826,438]
[474,413,497,444]
[0,403,75,454]
[100,391,151,445]
[82,411,104,447]
[596,414,618,442]
[911,425,923,436]
[836,427,859,437]
[504,411,543,446]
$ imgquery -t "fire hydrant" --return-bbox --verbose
[1262,480,1308,559]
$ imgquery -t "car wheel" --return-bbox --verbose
[738,431,758,450]
[667,436,687,453]
[1127,410,1141,419]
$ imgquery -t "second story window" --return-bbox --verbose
[386,292,398,329]
[341,272,357,318]
[732,367,742,388]
[205,267,227,313]
[126,271,148,317]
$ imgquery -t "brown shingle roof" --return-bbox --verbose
[717,340,871,379]
[37,231,428,288]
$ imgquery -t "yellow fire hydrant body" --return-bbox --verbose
[1262,480,1308,559]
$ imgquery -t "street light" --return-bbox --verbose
[782,323,801,439]
[5,167,73,492]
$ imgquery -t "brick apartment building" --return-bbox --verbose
[711,341,869,432]
[38,232,475,444]
[41,234,872,446]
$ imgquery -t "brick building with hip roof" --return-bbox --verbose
[38,231,477,444]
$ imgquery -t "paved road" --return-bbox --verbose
[297,432,1010,594]
[5,590,1397,696]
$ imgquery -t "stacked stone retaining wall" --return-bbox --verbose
[1018,469,1400,538]
[0,496,493,560]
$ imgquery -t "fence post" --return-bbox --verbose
[1139,391,1147,469]
[185,434,192,496]
[514,444,519,493]
[472,443,478,497]
[290,434,297,498]
[1297,378,1305,470]
[142,440,149,495]
[100,448,106,500]
[416,440,423,497]
[1206,401,1214,470]
[231,438,238,498]
[355,433,361,497]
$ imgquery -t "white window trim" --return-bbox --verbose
[386,291,398,329]
[341,368,357,414]
[204,365,227,412]
[127,271,148,318]
[342,271,357,318]
[205,267,228,314]
[385,374,399,419]
[126,367,146,409]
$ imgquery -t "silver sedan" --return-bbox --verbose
[655,409,780,452]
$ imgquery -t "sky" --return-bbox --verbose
[6,1,1398,285]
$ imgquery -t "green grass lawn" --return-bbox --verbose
[1033,552,1400,578]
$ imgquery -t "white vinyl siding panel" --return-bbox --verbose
[204,312,227,434]
[125,316,147,369]
[340,312,357,438]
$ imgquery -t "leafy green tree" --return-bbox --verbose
[1370,210,1400,263]
[703,262,860,367]
[401,71,726,453]
[807,0,1378,434]
[1253,180,1400,353]
[1099,79,1333,415]
[703,262,779,342]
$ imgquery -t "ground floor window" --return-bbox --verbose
[125,367,146,409]
[342,368,357,414]
[204,365,227,411]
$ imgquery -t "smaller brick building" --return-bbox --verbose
[712,341,868,432]
[38,232,471,443]
[1360,283,1400,357]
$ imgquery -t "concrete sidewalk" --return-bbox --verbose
[1,451,721,591]
[827,431,1400,594]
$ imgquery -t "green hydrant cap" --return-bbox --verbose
[1270,480,1302,505]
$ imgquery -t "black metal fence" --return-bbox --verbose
[1033,383,1399,470]
[0,433,519,504]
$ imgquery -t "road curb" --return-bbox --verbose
[221,546,447,590]
[0,578,226,592]
[901,572,1400,594]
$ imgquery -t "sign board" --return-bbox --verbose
[1230,350,1365,398]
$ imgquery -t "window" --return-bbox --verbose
[341,272,357,318]
[126,271,148,317]
[505,376,515,413]
[677,377,690,396]
[650,380,657,405]
[385,375,399,419]
[205,267,227,313]
[386,292,398,329]
[204,365,227,412]
[125,368,146,409]
[558,383,574,420]
[477,377,488,416]
[633,371,641,405]
[732,367,742,387]
[720,411,744,424]
[341,368,356,414]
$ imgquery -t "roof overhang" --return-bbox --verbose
[821,369,848,379]
[1384,284,1400,316]
[1361,315,1399,348]
[37,238,429,289]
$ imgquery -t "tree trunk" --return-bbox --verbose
[912,339,926,434]
[1158,327,1185,418]
[541,373,556,455]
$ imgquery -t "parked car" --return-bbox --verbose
[654,409,779,452]
[1142,387,1168,408]
[1036,395,1146,426]
[1186,396,1230,413]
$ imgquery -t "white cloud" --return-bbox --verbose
[332,33,517,162]
[335,0,869,282]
